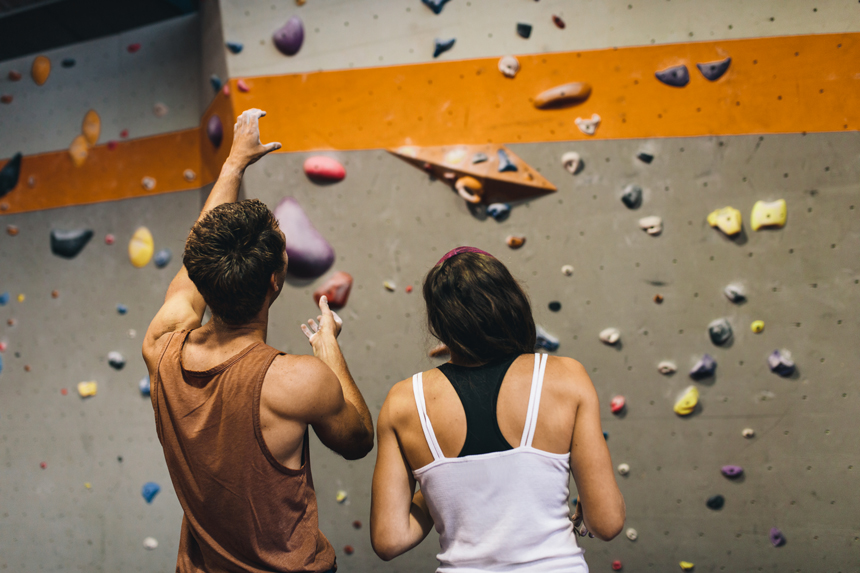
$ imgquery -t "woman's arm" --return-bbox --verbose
[370,384,434,561]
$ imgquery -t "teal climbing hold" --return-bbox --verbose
[433,38,456,58]
[225,41,244,54]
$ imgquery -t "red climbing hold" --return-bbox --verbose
[223,84,231,96]
[0,342,6,352]
[127,43,141,53]
[352,520,362,529]
[105,234,115,245]
[8,70,22,81]
[1,95,12,104]
[40,462,47,469]
[120,129,129,139]
[406,285,413,293]
[552,15,566,29]
[313,271,353,309]
[107,140,118,150]
[61,388,68,395]
[343,545,354,555]
[610,395,626,414]
[51,290,59,298]
[303,156,346,182]
[612,560,623,571]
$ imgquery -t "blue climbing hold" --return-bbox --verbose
[0,292,9,305]
[487,203,511,222]
[117,304,128,315]
[535,325,559,352]
[153,248,172,269]
[603,431,609,440]
[225,41,244,54]
[0,353,3,375]
[471,153,488,164]
[690,354,716,379]
[139,376,151,396]
[0,152,23,199]
[497,149,517,172]
[210,74,222,93]
[142,481,161,503]
[433,38,456,58]
[422,0,451,14]
[61,58,76,68]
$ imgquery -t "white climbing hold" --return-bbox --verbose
[183,169,197,182]
[152,102,169,118]
[143,536,158,550]
[574,113,601,136]
[383,281,396,292]
[561,264,574,276]
[617,463,630,475]
[599,327,620,345]
[724,283,746,303]
[742,428,755,438]
[561,151,582,175]
[498,55,520,78]
[336,490,348,503]
[657,360,677,374]
[141,176,156,191]
[638,216,663,236]
[626,528,638,541]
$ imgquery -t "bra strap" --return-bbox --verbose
[520,353,549,448]
[413,373,444,460]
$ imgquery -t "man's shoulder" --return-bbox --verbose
[262,353,340,417]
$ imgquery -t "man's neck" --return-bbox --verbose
[199,312,269,346]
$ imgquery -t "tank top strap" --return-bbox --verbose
[519,353,549,448]
[412,372,445,461]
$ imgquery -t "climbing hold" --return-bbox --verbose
[313,271,353,309]
[599,328,620,345]
[81,110,99,146]
[303,156,346,182]
[383,281,396,292]
[8,70,21,81]
[343,545,354,555]
[497,149,517,172]
[51,290,59,298]
[674,386,699,416]
[61,58,75,68]
[0,95,11,104]
[548,301,561,312]
[770,528,786,547]
[561,151,582,175]
[274,197,336,278]
[487,203,511,221]
[610,395,626,414]
[0,153,22,198]
[236,79,250,93]
[455,176,483,204]
[625,528,637,541]
[422,0,450,14]
[723,283,745,303]
[352,520,362,529]
[561,265,574,276]
[638,216,663,236]
[183,169,197,182]
[207,116,223,148]
[707,206,742,236]
[552,15,566,29]
[226,41,244,54]
[143,537,158,550]
[533,82,592,109]
[142,482,161,503]
[128,227,154,268]
[750,320,764,333]
[336,490,348,503]
[617,463,630,475]
[107,140,118,151]
[498,56,520,78]
[655,64,690,87]
[574,114,601,135]
[51,229,94,258]
[721,465,743,478]
[516,22,532,39]
[31,55,51,85]
[679,562,695,571]
[153,102,169,117]
[742,428,755,438]
[696,57,731,81]
[210,74,222,92]
[139,376,151,396]
[273,16,305,56]
[117,304,128,314]
[77,381,98,397]
[105,234,115,245]
[611,561,623,571]
[535,325,559,352]
[768,349,795,377]
[621,184,642,209]
[141,176,156,191]
[433,38,456,58]
[154,248,172,269]
[40,461,47,469]
[506,235,525,249]
[708,318,733,345]
[689,354,716,379]
[636,152,654,164]
[706,494,725,510]
[127,43,141,53]
[406,285,413,293]
[120,129,129,138]
[653,294,664,303]
[16,293,23,302]
[0,292,8,305]
[658,361,677,375]
[68,135,89,167]
[108,351,126,370]
[750,199,787,231]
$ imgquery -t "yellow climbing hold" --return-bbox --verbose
[17,293,24,302]
[751,320,765,333]
[77,381,98,397]
[674,385,699,416]
[129,227,154,268]
[679,562,695,571]
[707,206,742,236]
[85,482,92,489]
[751,199,787,231]
[82,110,101,146]
[31,55,51,86]
[69,135,89,167]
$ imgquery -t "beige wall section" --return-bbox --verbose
[199,0,229,113]
[220,0,860,77]
[0,14,201,158]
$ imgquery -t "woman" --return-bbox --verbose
[370,247,625,571]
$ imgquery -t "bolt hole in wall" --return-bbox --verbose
[1,0,860,572]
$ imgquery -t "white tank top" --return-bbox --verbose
[412,353,588,573]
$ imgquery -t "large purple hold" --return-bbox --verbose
[768,349,796,377]
[689,354,716,379]
[721,465,743,478]
[273,197,335,279]
[769,527,786,547]
[207,115,223,149]
[273,16,304,56]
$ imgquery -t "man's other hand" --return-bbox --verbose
[228,108,282,169]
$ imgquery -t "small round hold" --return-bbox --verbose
[40,461,47,469]
[625,528,638,541]
[612,560,623,571]
[120,129,129,138]
[24,364,31,372]
[498,55,520,78]
[153,102,169,117]
[7,225,19,236]
[654,294,664,304]
[343,545,354,555]
[548,301,561,312]
[142,536,158,550]
[0,94,13,104]
[105,234,115,245]
[617,463,630,475]
[183,169,197,182]
[141,176,156,190]
[599,327,620,345]
[506,235,526,249]
[117,456,123,462]
[405,285,413,293]
[128,329,137,338]
[561,264,574,276]
[7,318,16,326]
[107,351,126,370]
[61,388,68,395]
[237,79,250,92]
[153,248,172,269]
[107,141,118,151]
[561,151,582,175]
[336,490,348,503]
[127,43,142,53]
[610,395,626,414]
[742,428,755,438]
[751,320,765,333]
[17,293,25,302]
[51,290,59,298]
[352,520,362,529]
[706,494,725,510]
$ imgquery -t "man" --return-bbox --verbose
[143,108,374,573]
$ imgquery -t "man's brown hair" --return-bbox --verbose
[184,199,286,325]
[423,252,536,364]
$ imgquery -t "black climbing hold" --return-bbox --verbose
[516,23,532,39]
[497,149,517,172]
[487,203,511,222]
[225,41,244,54]
[636,152,654,164]
[433,38,456,58]
[61,58,76,68]
[689,354,716,379]
[621,184,642,209]
[471,152,488,164]
[117,456,123,463]
[708,318,733,345]
[706,494,725,510]
[697,57,731,81]
[422,0,451,14]
[548,301,561,312]
[210,74,222,93]
[655,64,690,87]
[0,152,23,198]
[50,229,94,259]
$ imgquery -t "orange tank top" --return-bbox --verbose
[151,330,336,573]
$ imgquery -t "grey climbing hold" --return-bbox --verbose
[769,527,786,547]
[225,41,244,54]
[721,465,743,478]
[548,301,561,312]
[209,74,222,93]
[139,376,151,396]
[433,38,456,58]
[50,229,94,259]
[723,283,746,303]
[497,149,517,172]
[471,152,488,164]
[117,304,128,315]
[621,184,642,209]
[61,58,76,68]
[636,152,654,164]
[487,203,511,221]
[706,494,725,510]
[153,248,172,269]
[697,57,731,81]
[0,152,23,198]
[141,481,161,503]
[273,16,304,56]
[0,292,9,305]
[768,349,795,377]
[708,318,733,345]
[655,64,690,87]
[107,351,126,370]
[422,0,451,14]
[535,325,559,352]
[516,23,532,39]
[689,354,716,379]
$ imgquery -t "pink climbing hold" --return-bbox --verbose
[127,43,141,53]
[313,271,353,310]
[105,234,115,245]
[40,462,47,469]
[303,156,346,182]
[107,140,118,150]
[0,342,6,352]
[610,395,626,414]
[611,560,623,571]
[222,84,231,96]
[237,79,250,93]
[120,129,129,139]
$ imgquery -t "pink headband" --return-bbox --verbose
[436,246,495,266]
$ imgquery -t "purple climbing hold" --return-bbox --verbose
[225,41,244,54]
[689,354,716,379]
[0,152,23,198]
[273,16,304,56]
[697,57,731,81]
[433,38,456,58]
[422,0,451,14]
[497,149,517,172]
[655,64,690,87]
[50,229,93,259]
[721,465,743,478]
[142,481,161,503]
[769,527,786,547]
[273,197,335,279]
[207,116,223,149]
[768,349,796,377]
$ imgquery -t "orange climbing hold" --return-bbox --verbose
[82,110,101,146]
[68,135,89,167]
[533,82,592,109]
[31,55,50,85]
